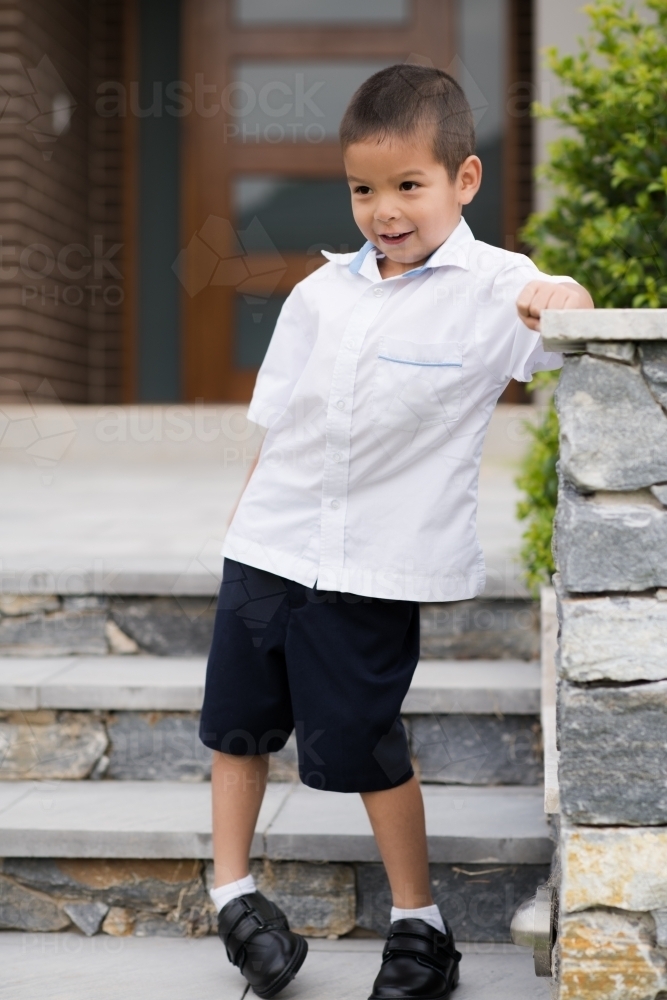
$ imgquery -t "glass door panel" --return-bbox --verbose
[232,61,395,141]
[232,177,363,371]
[459,0,508,249]
[234,0,410,25]
[235,293,287,369]
[182,0,456,401]
[233,177,362,253]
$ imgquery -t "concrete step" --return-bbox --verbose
[0,657,543,786]
[0,656,541,714]
[0,403,538,605]
[0,933,550,1000]
[0,780,552,863]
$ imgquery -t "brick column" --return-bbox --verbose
[543,310,667,999]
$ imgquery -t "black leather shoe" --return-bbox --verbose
[217,891,308,998]
[369,918,461,999]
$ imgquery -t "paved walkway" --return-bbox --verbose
[0,403,538,598]
[0,934,550,999]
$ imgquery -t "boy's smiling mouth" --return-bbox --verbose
[377,231,414,246]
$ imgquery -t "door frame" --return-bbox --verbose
[180,0,457,402]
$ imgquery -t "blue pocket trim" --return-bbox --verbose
[377,355,463,368]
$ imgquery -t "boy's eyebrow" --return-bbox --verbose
[346,168,430,182]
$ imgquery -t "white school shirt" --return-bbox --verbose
[223,217,571,603]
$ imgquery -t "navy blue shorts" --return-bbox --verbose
[199,559,420,793]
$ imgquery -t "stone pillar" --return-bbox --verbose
[542,310,667,999]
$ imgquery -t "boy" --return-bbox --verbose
[200,65,592,1000]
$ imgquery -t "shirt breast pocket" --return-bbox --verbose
[370,337,463,432]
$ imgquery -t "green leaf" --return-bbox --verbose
[516,0,667,591]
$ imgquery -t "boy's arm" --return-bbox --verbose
[516,280,594,332]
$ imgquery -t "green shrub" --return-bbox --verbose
[516,0,667,593]
[516,377,560,595]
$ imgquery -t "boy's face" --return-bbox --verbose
[344,132,482,278]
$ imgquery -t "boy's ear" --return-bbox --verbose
[458,155,482,205]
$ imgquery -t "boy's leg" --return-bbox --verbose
[360,775,432,909]
[362,776,461,999]
[210,749,308,997]
[200,560,308,996]
[211,750,268,887]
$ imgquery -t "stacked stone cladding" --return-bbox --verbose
[0,596,547,940]
[547,310,667,999]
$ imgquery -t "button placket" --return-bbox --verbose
[318,288,388,581]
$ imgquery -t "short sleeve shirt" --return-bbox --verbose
[223,218,571,602]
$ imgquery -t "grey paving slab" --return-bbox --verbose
[404,660,541,714]
[0,781,552,864]
[0,781,291,859]
[0,783,34,816]
[0,403,535,598]
[422,786,552,864]
[266,785,552,864]
[541,307,667,347]
[267,787,377,861]
[0,656,540,713]
[0,931,246,1000]
[0,554,225,597]
[0,933,550,1000]
[39,656,207,710]
[0,658,76,709]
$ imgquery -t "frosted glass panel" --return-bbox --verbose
[460,0,508,249]
[234,177,362,253]
[235,0,408,24]
[235,294,286,369]
[231,61,393,140]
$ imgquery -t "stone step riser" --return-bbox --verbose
[0,709,543,786]
[0,657,543,784]
[0,855,551,942]
[0,780,553,939]
[0,595,540,661]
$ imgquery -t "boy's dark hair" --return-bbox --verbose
[339,64,475,181]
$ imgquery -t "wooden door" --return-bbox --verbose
[181,0,456,402]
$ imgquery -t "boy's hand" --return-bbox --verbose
[517,280,594,332]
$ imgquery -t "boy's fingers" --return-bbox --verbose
[517,281,590,331]
[516,281,541,317]
[517,285,554,332]
[521,315,540,331]
[523,285,553,319]
[543,285,578,310]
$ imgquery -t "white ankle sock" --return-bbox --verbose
[210,874,257,913]
[390,904,445,934]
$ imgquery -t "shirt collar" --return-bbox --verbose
[321,217,475,279]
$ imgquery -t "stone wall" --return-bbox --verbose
[0,709,543,786]
[0,856,549,942]
[0,594,540,660]
[546,310,667,998]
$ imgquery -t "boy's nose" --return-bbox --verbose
[373,202,401,223]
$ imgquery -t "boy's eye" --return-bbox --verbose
[399,181,419,191]
[353,185,371,195]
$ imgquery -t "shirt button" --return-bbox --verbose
[332,452,342,462]
[373,287,383,297]
[331,499,340,510]
[336,399,345,410]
